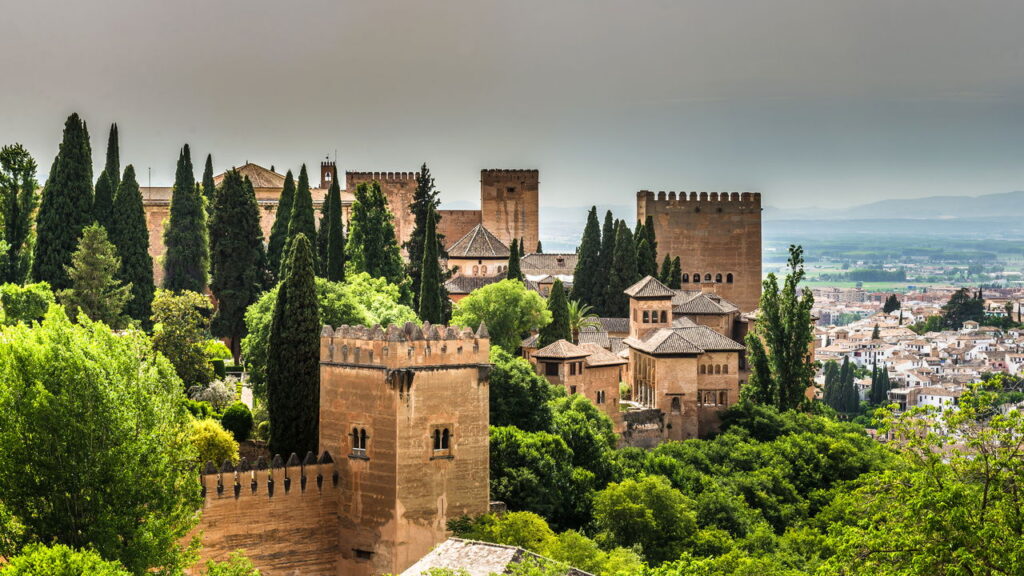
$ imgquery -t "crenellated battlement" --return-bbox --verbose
[481,169,539,180]
[320,321,490,369]
[346,171,419,183]
[637,190,761,205]
[199,451,338,502]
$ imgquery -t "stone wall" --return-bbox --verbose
[437,209,482,250]
[637,191,762,312]
[480,170,539,252]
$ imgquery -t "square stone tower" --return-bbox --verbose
[319,322,491,576]
[480,169,539,253]
[637,191,762,312]
[346,171,420,250]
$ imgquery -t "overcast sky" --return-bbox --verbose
[3,0,1024,211]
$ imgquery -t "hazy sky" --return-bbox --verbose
[3,0,1024,211]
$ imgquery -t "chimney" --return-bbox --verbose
[320,160,336,189]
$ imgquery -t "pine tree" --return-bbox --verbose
[33,113,94,291]
[104,123,120,190]
[266,170,295,278]
[572,206,602,308]
[57,223,131,328]
[404,163,447,303]
[346,181,408,296]
[267,234,320,456]
[284,165,317,275]
[0,144,38,284]
[323,175,346,283]
[109,166,154,325]
[417,209,444,323]
[595,210,616,314]
[659,254,672,285]
[670,257,682,289]
[162,144,209,293]
[603,221,637,317]
[201,153,215,217]
[92,170,114,231]
[506,238,523,281]
[210,171,268,360]
[539,279,571,346]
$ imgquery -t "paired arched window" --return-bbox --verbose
[432,428,451,451]
[351,427,368,456]
[481,265,488,275]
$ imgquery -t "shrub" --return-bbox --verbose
[0,282,54,325]
[202,550,262,576]
[0,543,131,576]
[182,398,218,420]
[189,378,237,412]
[189,418,239,466]
[221,402,253,443]
[211,358,226,379]
[203,339,233,360]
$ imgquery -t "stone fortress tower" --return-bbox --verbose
[480,169,539,252]
[637,191,762,312]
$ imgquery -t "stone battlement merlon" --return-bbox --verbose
[346,171,420,182]
[199,451,338,502]
[320,321,490,368]
[637,190,761,205]
[480,169,539,179]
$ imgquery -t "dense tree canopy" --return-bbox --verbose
[0,144,38,284]
[284,165,317,275]
[451,279,550,352]
[0,543,132,576]
[321,174,346,283]
[405,163,445,303]
[602,221,637,317]
[941,287,984,330]
[417,208,444,323]
[151,289,214,388]
[488,346,563,431]
[346,181,408,298]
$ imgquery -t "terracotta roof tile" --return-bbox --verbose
[624,275,676,298]
[533,339,590,359]
[213,163,286,189]
[448,224,509,258]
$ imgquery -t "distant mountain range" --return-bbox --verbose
[766,191,1024,220]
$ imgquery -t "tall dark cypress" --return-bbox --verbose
[0,143,38,284]
[595,210,616,314]
[539,279,571,346]
[669,256,682,289]
[635,219,658,279]
[267,234,320,456]
[266,170,295,278]
[603,221,637,317]
[323,174,346,282]
[345,181,408,298]
[284,165,317,275]
[109,166,155,325]
[33,113,94,291]
[104,123,120,190]
[417,209,444,323]
[210,172,268,360]
[162,144,209,292]
[659,254,672,285]
[572,206,602,307]
[506,238,523,281]
[202,153,216,216]
[405,163,445,303]
[92,170,114,230]
[644,214,658,264]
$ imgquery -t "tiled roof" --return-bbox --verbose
[401,538,593,576]
[213,163,286,189]
[533,339,590,359]
[609,337,627,354]
[444,275,504,295]
[624,275,676,298]
[578,325,611,348]
[521,253,578,275]
[598,317,630,334]
[624,325,745,355]
[521,333,540,348]
[448,224,509,258]
[672,325,746,351]
[579,342,627,366]
[672,316,699,328]
[672,292,739,315]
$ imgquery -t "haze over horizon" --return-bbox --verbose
[3,0,1024,211]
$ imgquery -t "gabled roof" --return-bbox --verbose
[598,317,630,334]
[578,325,611,349]
[213,163,286,189]
[448,224,510,259]
[579,342,628,366]
[624,325,745,355]
[624,275,676,298]
[533,339,589,359]
[444,275,504,295]
[521,253,578,275]
[672,291,740,315]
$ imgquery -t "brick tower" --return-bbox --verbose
[320,160,337,189]
[346,171,420,249]
[637,191,762,312]
[480,169,539,253]
[319,322,492,576]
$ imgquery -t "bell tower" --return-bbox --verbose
[320,160,336,189]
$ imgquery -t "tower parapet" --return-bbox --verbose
[637,190,761,210]
[320,321,490,371]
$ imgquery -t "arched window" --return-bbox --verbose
[715,273,723,283]
[671,397,681,415]
[359,429,367,449]
[682,273,689,283]
[714,365,721,375]
[704,273,712,282]
[660,310,667,323]
[726,273,734,283]
[433,429,442,450]
[481,265,488,275]
[722,364,729,374]
[692,272,700,283]
[441,428,450,450]
[472,265,479,275]
[699,365,706,374]
[352,427,368,456]
[643,311,650,323]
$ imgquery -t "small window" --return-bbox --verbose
[569,363,577,376]
[682,273,689,283]
[715,273,723,283]
[325,171,332,181]
[714,365,721,375]
[354,549,373,561]
[643,311,650,323]
[570,385,577,395]
[719,391,728,405]
[704,273,712,282]
[660,311,667,323]
[699,365,706,375]
[722,364,729,374]
[507,187,516,193]
[481,265,488,274]
[596,390,606,404]
[351,427,368,458]
[726,273,734,283]
[472,265,479,275]
[692,272,700,283]
[545,362,559,376]
[432,427,451,453]
[671,397,681,414]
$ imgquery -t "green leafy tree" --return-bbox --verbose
[451,278,551,352]
[284,165,317,274]
[151,289,214,388]
[109,166,155,325]
[0,144,39,284]
[220,402,254,443]
[210,171,268,360]
[92,171,114,232]
[0,308,201,575]
[743,245,815,411]
[33,113,93,291]
[0,543,131,576]
[345,181,408,299]
[266,170,295,279]
[0,282,54,326]
[267,234,320,456]
[417,208,444,323]
[162,144,209,293]
[506,238,523,281]
[592,475,697,564]
[322,173,346,282]
[882,294,900,314]
[602,221,637,317]
[202,551,262,576]
[404,163,446,303]
[57,224,131,329]
[572,207,602,308]
[549,394,617,487]
[539,279,571,346]
[566,299,599,344]
[241,272,417,400]
[941,287,984,330]
[489,346,563,431]
[201,153,215,217]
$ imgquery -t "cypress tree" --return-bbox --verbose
[404,163,446,303]
[93,171,114,231]
[210,172,268,360]
[644,214,658,266]
[323,174,346,282]
[595,210,616,314]
[417,208,444,323]
[346,181,408,298]
[286,165,317,270]
[506,238,523,281]
[109,166,155,325]
[33,113,94,291]
[162,144,209,293]
[670,256,682,289]
[536,241,543,254]
[634,220,658,279]
[266,170,295,278]
[316,176,332,275]
[201,153,215,216]
[104,123,120,190]
[539,279,571,346]
[659,254,672,285]
[871,324,880,339]
[572,206,602,307]
[0,143,38,284]
[267,234,320,456]
[603,221,637,317]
